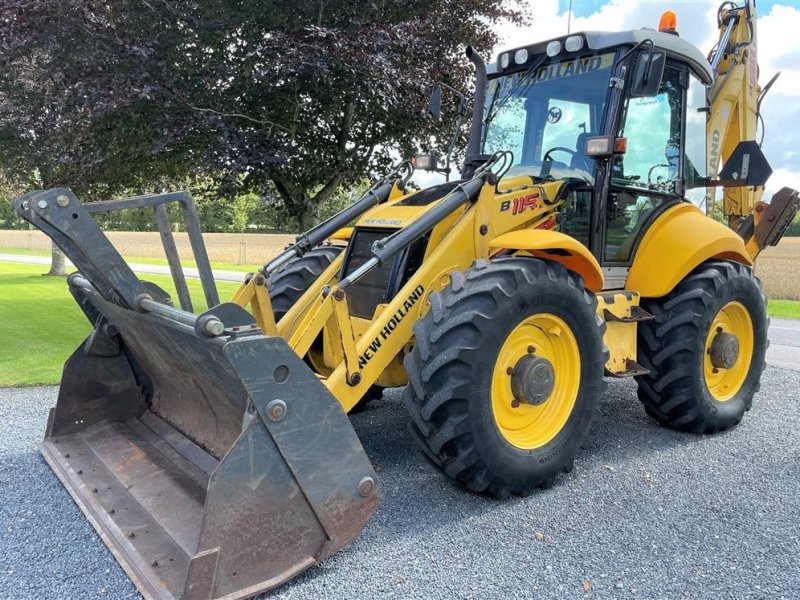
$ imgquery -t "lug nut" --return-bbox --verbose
[527,345,536,354]
[506,367,515,375]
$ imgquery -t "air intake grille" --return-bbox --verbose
[341,228,400,319]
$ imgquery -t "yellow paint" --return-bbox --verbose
[627,203,751,298]
[230,276,278,335]
[596,292,643,375]
[329,227,353,241]
[332,291,361,381]
[489,230,603,292]
[490,313,581,449]
[704,301,754,401]
[706,2,763,220]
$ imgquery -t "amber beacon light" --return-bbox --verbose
[659,10,678,33]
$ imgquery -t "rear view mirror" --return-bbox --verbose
[631,51,666,97]
[428,84,442,121]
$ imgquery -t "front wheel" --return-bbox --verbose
[637,260,768,433]
[403,258,607,498]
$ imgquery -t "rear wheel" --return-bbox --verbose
[637,260,768,433]
[403,258,606,497]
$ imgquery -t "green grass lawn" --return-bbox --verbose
[1,260,798,387]
[768,299,800,319]
[0,262,241,386]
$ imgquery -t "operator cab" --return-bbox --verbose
[484,25,713,275]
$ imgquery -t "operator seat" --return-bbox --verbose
[570,132,593,172]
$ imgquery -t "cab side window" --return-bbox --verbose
[611,66,683,194]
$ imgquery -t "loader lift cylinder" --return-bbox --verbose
[264,166,410,275]
[339,175,486,288]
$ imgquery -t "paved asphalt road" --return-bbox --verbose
[0,252,247,282]
[767,318,800,372]
[1,343,798,598]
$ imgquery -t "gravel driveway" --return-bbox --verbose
[1,367,798,599]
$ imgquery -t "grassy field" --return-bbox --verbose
[754,238,800,301]
[0,262,241,386]
[0,230,294,265]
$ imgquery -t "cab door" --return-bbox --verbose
[600,63,688,273]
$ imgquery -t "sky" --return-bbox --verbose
[493,0,800,196]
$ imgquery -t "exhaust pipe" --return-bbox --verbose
[463,46,487,178]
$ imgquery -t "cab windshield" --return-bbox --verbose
[482,52,615,183]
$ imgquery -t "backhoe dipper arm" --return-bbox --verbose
[706,0,799,258]
[706,0,761,225]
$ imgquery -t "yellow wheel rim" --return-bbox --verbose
[491,313,581,450]
[703,301,754,402]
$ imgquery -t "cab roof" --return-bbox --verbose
[492,29,713,85]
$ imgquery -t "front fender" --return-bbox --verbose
[626,203,752,298]
[488,230,603,292]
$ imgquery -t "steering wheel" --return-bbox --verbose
[543,147,577,162]
[647,163,671,185]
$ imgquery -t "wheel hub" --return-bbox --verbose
[510,354,555,406]
[709,331,739,369]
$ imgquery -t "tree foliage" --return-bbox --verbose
[0,1,523,231]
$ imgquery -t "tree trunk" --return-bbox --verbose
[294,197,323,233]
[44,241,67,277]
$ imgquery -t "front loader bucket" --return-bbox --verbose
[13,189,378,599]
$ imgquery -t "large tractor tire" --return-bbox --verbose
[637,260,768,433]
[268,245,344,320]
[404,258,607,498]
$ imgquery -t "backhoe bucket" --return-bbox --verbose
[13,189,378,599]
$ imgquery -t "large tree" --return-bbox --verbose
[1,1,523,231]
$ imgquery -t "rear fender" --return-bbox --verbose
[626,203,752,298]
[488,230,604,292]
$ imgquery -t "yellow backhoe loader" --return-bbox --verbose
[12,1,798,598]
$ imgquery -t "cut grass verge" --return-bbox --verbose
[768,299,800,320]
[0,262,241,386]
